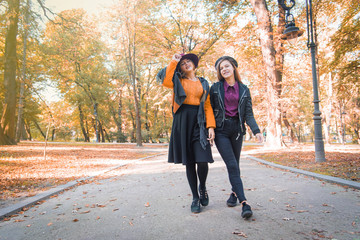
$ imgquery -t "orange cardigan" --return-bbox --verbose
[162,60,216,129]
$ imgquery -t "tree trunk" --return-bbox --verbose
[24,119,32,140]
[249,0,282,148]
[123,9,142,147]
[103,128,111,142]
[33,120,46,139]
[275,1,285,145]
[78,103,90,142]
[98,121,105,142]
[51,128,55,141]
[16,0,30,143]
[117,90,124,141]
[109,90,124,142]
[93,102,100,142]
[283,111,297,143]
[85,120,90,141]
[133,80,142,146]
[129,111,136,143]
[0,0,20,145]
[323,72,333,144]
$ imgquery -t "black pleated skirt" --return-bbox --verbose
[168,104,214,165]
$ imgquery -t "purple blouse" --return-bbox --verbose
[224,81,239,117]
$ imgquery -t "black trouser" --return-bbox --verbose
[215,118,246,202]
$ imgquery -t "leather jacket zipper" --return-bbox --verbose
[237,90,247,133]
[218,89,225,123]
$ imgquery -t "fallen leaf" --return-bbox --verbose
[113,208,119,211]
[73,219,79,222]
[297,210,308,213]
[232,231,248,238]
[26,224,31,227]
[79,210,91,214]
[47,222,53,226]
[14,219,25,222]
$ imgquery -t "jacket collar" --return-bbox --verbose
[220,81,244,99]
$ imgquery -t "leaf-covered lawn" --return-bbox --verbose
[0,142,167,204]
[245,144,360,182]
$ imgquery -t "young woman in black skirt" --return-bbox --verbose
[210,56,263,219]
[157,53,216,213]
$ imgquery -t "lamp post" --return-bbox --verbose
[279,0,326,162]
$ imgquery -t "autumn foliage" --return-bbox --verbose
[0,0,358,145]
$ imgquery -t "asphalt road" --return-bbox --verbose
[0,148,359,240]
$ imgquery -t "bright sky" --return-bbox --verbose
[45,0,114,15]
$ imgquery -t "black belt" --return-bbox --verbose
[225,116,238,120]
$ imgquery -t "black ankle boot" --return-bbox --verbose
[191,199,201,213]
[199,185,209,206]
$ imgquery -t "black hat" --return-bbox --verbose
[179,53,199,68]
[215,56,238,69]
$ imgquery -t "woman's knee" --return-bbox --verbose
[225,161,239,173]
[197,162,208,168]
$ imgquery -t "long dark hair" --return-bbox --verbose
[216,58,242,83]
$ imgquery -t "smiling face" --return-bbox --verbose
[219,60,235,79]
[179,59,195,74]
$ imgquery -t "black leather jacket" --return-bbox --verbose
[210,81,260,136]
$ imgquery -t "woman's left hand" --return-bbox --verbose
[255,133,264,143]
[208,128,215,146]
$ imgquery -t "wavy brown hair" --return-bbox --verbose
[216,58,242,83]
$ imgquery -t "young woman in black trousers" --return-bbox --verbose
[210,56,263,219]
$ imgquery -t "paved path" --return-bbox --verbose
[0,148,359,240]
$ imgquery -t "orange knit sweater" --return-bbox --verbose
[162,60,216,129]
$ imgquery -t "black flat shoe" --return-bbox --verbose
[191,199,201,213]
[199,185,209,206]
[227,192,237,207]
[241,203,253,219]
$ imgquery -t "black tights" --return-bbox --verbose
[186,162,208,199]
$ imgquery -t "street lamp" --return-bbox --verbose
[279,0,304,42]
[279,0,326,162]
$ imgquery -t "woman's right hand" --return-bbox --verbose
[172,53,182,62]
[255,133,264,143]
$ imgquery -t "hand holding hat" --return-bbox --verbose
[173,53,182,62]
